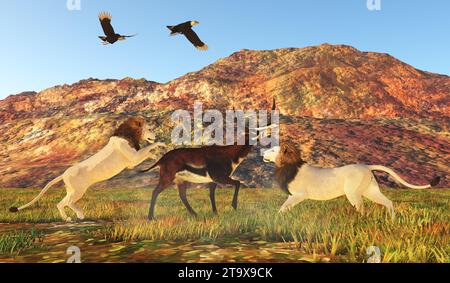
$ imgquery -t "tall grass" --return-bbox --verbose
[1,187,448,262]
[0,229,44,255]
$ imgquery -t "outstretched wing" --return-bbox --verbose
[182,28,208,50]
[98,12,115,37]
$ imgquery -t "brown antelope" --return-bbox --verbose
[141,99,277,220]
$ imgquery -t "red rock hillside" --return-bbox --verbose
[0,44,449,189]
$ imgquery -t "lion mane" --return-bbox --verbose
[274,141,305,196]
[113,117,145,151]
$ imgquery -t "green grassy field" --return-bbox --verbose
[0,187,448,263]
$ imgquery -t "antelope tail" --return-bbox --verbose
[368,165,440,189]
[9,175,64,213]
[140,160,161,173]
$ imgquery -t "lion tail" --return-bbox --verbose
[368,165,440,190]
[9,175,64,213]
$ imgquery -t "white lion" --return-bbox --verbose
[263,142,440,219]
[10,117,163,222]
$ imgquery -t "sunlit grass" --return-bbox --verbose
[0,187,448,262]
[0,229,45,255]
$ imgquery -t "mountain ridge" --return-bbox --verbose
[1,44,448,188]
[2,44,449,122]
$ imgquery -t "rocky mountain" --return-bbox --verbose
[1,44,449,189]
[0,78,160,122]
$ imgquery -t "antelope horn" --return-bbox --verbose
[251,124,278,131]
[250,125,278,141]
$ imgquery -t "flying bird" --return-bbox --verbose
[98,12,136,45]
[167,21,208,51]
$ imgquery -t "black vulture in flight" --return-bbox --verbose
[98,12,136,45]
[167,21,208,51]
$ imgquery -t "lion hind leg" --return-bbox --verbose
[63,176,89,221]
[344,184,364,215]
[363,180,395,220]
[346,194,364,215]
[68,202,85,221]
[57,194,72,222]
[344,171,372,215]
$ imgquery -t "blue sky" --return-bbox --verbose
[1,0,449,98]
